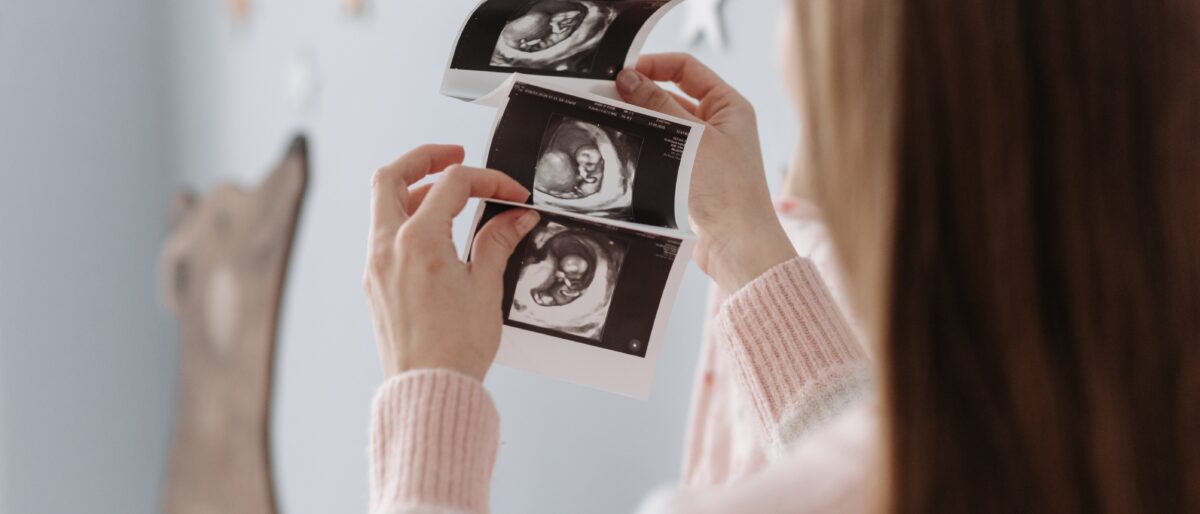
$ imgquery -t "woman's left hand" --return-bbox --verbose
[363,144,540,381]
[616,54,797,294]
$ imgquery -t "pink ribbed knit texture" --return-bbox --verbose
[369,369,499,514]
[714,257,869,453]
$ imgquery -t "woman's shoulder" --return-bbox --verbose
[643,401,881,514]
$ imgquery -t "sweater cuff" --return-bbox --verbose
[715,257,871,456]
[369,369,499,514]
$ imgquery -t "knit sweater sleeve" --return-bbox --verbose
[714,256,872,458]
[369,369,499,514]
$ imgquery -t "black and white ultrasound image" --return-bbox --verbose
[452,0,675,80]
[488,83,690,228]
[532,114,641,219]
[509,219,630,341]
[491,1,619,73]
[475,203,682,357]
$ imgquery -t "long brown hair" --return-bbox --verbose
[794,0,1200,512]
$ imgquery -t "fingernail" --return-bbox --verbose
[516,210,540,232]
[617,69,641,93]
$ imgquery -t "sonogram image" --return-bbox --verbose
[508,220,630,341]
[532,115,641,219]
[490,0,619,73]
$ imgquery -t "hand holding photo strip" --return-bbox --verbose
[467,201,694,399]
[442,0,685,101]
[441,2,701,398]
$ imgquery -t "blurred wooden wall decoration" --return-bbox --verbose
[160,136,309,514]
[345,0,365,16]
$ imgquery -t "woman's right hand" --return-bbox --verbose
[616,53,797,294]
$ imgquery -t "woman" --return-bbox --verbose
[362,1,1199,512]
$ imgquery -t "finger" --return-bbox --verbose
[378,144,466,186]
[371,144,465,235]
[635,53,736,103]
[470,208,540,275]
[668,91,700,117]
[409,166,530,229]
[615,69,701,122]
[405,183,435,215]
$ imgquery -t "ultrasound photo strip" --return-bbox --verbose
[466,200,695,399]
[482,74,702,230]
[441,0,685,101]
[458,75,702,397]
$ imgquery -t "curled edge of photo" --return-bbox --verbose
[439,0,686,102]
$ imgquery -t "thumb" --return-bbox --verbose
[471,208,540,275]
[616,69,699,122]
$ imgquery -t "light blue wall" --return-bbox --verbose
[0,1,176,513]
[0,292,5,509]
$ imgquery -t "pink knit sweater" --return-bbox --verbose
[369,205,877,514]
